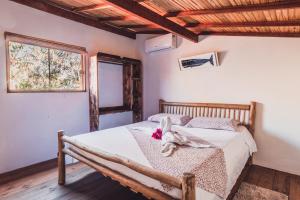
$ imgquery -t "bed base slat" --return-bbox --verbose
[63,148,176,200]
[62,135,182,188]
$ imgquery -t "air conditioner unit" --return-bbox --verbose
[145,33,177,53]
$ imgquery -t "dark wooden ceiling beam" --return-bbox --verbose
[9,0,136,39]
[119,24,158,29]
[103,0,199,42]
[135,30,169,34]
[133,0,149,2]
[165,1,300,17]
[200,31,300,38]
[72,3,112,12]
[98,16,128,22]
[185,20,300,28]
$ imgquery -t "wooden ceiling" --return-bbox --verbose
[10,0,300,42]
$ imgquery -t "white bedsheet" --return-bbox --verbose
[71,121,257,200]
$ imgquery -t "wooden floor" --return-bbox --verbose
[0,163,299,200]
[246,165,300,200]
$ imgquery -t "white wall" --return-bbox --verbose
[0,0,137,174]
[98,62,133,129]
[99,62,124,107]
[137,34,300,176]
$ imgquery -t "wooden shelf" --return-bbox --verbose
[99,109,132,115]
[99,106,131,115]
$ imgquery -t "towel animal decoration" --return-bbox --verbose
[158,116,211,157]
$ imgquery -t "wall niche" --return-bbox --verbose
[89,52,143,131]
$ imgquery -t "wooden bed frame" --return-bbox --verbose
[57,100,256,200]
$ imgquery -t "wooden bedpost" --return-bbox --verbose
[58,130,66,185]
[249,101,256,134]
[159,99,165,113]
[182,173,195,200]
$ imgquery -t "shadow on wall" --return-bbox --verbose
[177,36,183,47]
[177,35,210,48]
[143,55,161,120]
[198,35,209,43]
[217,51,228,65]
[253,103,300,175]
[175,35,210,47]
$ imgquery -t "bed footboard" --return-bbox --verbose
[57,131,196,200]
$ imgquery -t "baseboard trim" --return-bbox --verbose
[0,158,57,185]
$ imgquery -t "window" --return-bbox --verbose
[5,32,86,92]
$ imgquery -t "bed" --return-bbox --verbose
[57,100,257,200]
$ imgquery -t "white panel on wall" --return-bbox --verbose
[99,112,133,130]
[98,62,123,107]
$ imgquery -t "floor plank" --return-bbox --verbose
[245,165,299,199]
[290,175,300,200]
[244,165,260,185]
[272,171,291,195]
[0,163,85,199]
[1,163,300,200]
[255,166,275,190]
[2,167,96,200]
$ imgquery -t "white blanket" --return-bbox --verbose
[70,121,257,200]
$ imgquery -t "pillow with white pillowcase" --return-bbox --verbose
[147,113,192,126]
[185,117,240,131]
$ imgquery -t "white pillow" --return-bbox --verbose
[185,117,240,131]
[147,113,192,126]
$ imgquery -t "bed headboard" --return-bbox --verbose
[159,99,256,134]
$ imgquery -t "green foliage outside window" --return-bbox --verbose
[8,41,84,92]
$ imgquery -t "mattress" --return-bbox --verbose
[70,121,257,200]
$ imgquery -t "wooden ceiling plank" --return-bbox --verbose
[103,0,199,42]
[9,0,136,39]
[200,31,300,38]
[72,3,112,12]
[165,1,300,17]
[186,20,300,28]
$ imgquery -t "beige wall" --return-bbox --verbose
[137,34,300,175]
[0,0,137,173]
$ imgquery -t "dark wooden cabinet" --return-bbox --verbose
[89,53,143,131]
